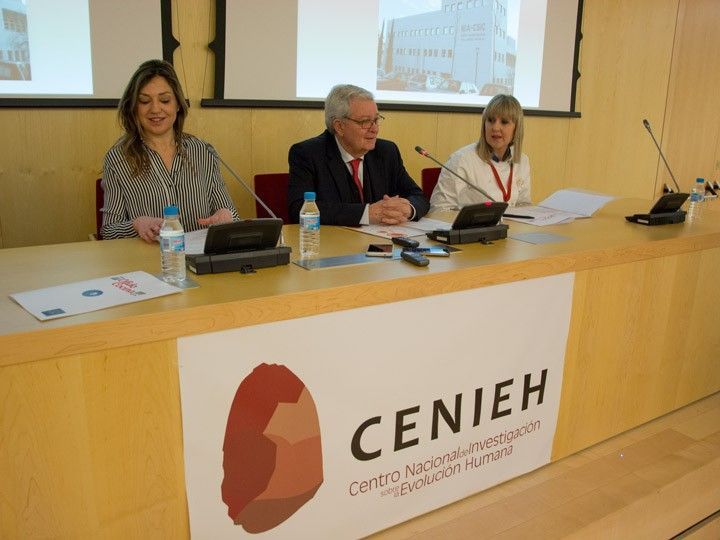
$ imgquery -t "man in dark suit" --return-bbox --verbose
[288,84,429,226]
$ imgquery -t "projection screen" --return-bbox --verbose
[205,0,583,116]
[0,0,176,107]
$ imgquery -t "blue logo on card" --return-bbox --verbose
[82,289,103,297]
[42,308,66,316]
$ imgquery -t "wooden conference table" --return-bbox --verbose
[1,199,719,538]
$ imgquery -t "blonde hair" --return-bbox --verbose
[476,94,524,164]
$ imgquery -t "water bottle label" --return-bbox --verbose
[161,235,185,252]
[690,192,702,203]
[301,215,320,231]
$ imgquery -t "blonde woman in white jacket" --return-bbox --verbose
[430,94,531,210]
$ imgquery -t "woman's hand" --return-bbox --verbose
[132,216,163,243]
[197,208,234,227]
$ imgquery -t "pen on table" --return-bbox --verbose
[504,213,535,219]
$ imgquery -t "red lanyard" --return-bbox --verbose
[489,162,513,202]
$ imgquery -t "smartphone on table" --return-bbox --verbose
[365,244,394,257]
[406,247,451,257]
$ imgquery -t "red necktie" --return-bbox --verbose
[350,158,364,203]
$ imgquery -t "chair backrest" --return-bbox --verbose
[421,167,441,200]
[253,173,290,223]
[95,178,104,240]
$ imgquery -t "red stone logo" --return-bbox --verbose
[221,363,323,533]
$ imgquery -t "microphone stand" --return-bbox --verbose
[206,145,286,246]
[642,119,683,194]
[414,146,497,202]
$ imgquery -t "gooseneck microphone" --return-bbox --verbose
[204,143,285,245]
[414,146,497,202]
[205,144,279,220]
[642,119,683,193]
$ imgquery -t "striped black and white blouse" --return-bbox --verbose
[100,134,239,239]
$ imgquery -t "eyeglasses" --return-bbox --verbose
[343,114,385,130]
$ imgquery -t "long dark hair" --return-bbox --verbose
[117,59,189,176]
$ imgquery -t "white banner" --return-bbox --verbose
[178,273,574,539]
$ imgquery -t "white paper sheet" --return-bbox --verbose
[504,188,615,227]
[539,189,615,216]
[344,217,453,239]
[10,271,181,321]
[185,229,208,255]
[503,205,580,226]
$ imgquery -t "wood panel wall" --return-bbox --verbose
[0,0,717,249]
[553,246,720,459]
[661,0,720,191]
[0,340,189,538]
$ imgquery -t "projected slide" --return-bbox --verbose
[297,0,544,107]
[0,0,92,95]
[377,0,529,99]
[221,0,579,112]
[0,0,169,103]
[0,0,31,80]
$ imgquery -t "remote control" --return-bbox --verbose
[392,236,420,248]
[401,250,429,267]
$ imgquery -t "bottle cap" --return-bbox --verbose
[303,192,316,201]
[163,205,179,217]
[696,177,705,183]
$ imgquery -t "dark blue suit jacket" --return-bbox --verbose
[288,130,429,225]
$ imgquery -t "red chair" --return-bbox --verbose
[421,167,441,200]
[253,173,290,223]
[95,178,104,240]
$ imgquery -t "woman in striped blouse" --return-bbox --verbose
[101,59,238,241]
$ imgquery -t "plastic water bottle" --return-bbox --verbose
[299,192,320,258]
[159,205,186,283]
[686,177,705,223]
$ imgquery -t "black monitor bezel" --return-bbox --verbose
[649,193,689,214]
[203,218,282,254]
[452,202,509,230]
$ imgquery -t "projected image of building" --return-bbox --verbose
[378,0,515,96]
[0,0,31,80]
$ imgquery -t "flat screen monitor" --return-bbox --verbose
[203,219,283,254]
[452,202,508,229]
[648,192,688,214]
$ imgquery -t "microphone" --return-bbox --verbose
[204,143,285,245]
[642,119,683,193]
[414,146,497,202]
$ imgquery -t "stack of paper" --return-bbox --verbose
[504,189,615,226]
